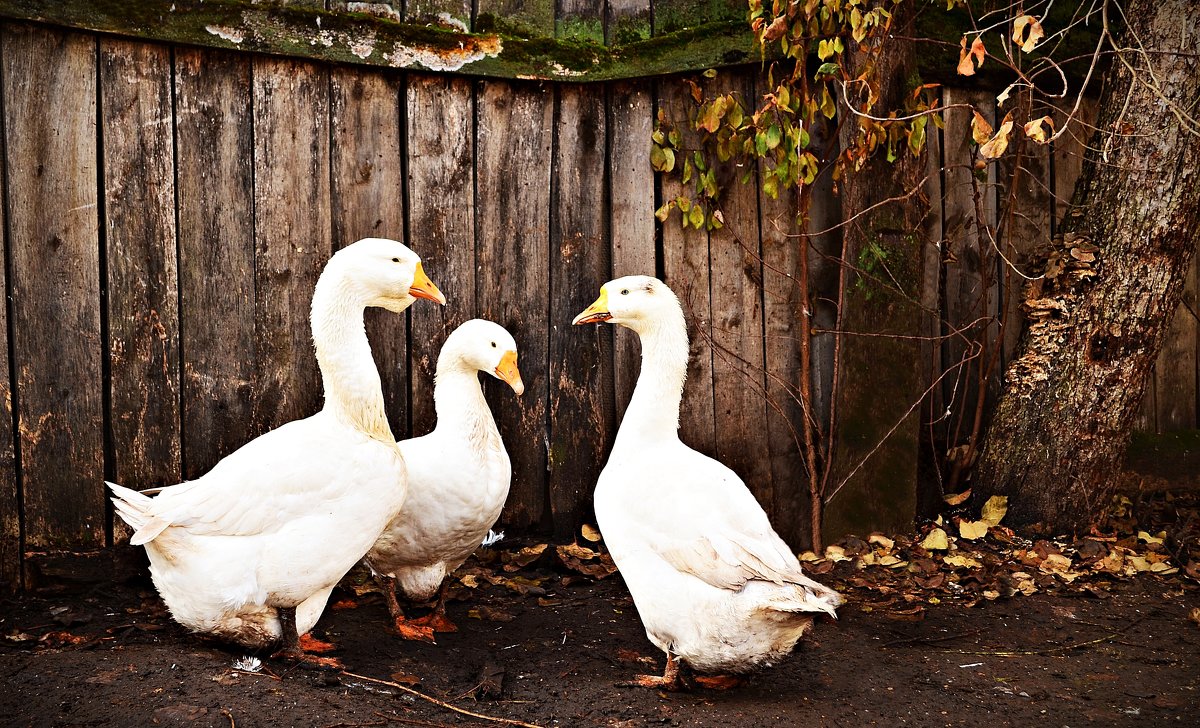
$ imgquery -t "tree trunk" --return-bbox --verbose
[973,0,1200,532]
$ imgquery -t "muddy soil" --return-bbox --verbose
[1,548,1197,728]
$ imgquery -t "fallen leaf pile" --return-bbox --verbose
[805,490,1199,622]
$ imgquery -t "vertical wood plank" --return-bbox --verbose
[252,58,332,433]
[1156,256,1198,429]
[708,70,772,512]
[998,95,1053,368]
[330,68,407,439]
[940,88,997,447]
[2,25,104,551]
[609,79,657,419]
[658,74,716,455]
[475,79,553,529]
[100,40,181,505]
[406,74,477,434]
[607,0,652,44]
[549,84,612,538]
[0,29,17,584]
[175,49,256,480]
[407,0,472,25]
[917,105,946,514]
[478,0,554,36]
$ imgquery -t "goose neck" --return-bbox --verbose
[311,273,394,442]
[432,365,499,448]
[618,314,690,446]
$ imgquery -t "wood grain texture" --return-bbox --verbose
[477,0,555,36]
[658,74,716,455]
[475,79,553,529]
[940,89,997,445]
[406,74,477,435]
[707,70,772,512]
[549,84,613,538]
[251,57,332,434]
[330,67,408,439]
[2,25,105,550]
[0,36,17,586]
[607,0,652,44]
[175,49,256,480]
[1156,256,1198,429]
[100,39,181,500]
[608,79,656,421]
[406,0,471,25]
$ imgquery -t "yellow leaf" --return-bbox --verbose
[868,532,895,550]
[981,495,1009,526]
[1023,115,1055,144]
[978,114,1015,159]
[970,111,993,145]
[825,544,851,562]
[943,489,972,506]
[797,550,821,562]
[1039,553,1073,573]
[921,527,949,551]
[958,520,989,540]
[879,554,906,568]
[581,523,602,542]
[1013,15,1045,53]
[1137,530,1164,545]
[944,553,982,569]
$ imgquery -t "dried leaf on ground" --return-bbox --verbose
[581,524,602,542]
[958,520,989,540]
[503,544,549,572]
[943,490,972,506]
[921,528,949,551]
[981,496,1008,526]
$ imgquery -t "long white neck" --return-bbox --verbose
[615,306,690,450]
[310,269,394,443]
[430,358,500,450]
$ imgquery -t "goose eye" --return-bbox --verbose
[621,289,629,295]
[391,257,400,263]
[491,341,497,348]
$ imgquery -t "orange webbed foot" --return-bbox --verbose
[411,612,458,633]
[694,674,743,690]
[271,647,344,670]
[392,618,437,643]
[298,633,337,654]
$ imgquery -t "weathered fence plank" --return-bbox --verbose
[608,79,656,420]
[330,68,408,438]
[708,71,773,511]
[0,59,16,586]
[607,0,652,44]
[251,58,332,433]
[1156,258,1198,430]
[475,79,553,528]
[406,74,477,433]
[100,39,181,508]
[940,88,998,448]
[658,74,716,455]
[175,49,256,480]
[549,83,613,538]
[2,25,105,551]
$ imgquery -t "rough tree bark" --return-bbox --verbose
[973,0,1200,532]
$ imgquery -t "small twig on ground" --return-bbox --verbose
[221,708,236,728]
[882,628,985,648]
[340,671,544,728]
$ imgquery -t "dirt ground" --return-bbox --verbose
[4,469,1200,728]
[1,543,1197,728]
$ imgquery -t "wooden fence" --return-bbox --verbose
[0,8,1196,588]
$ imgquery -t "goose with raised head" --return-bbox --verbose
[573,275,843,689]
[366,319,523,642]
[108,237,445,666]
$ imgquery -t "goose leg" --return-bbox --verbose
[272,606,342,669]
[625,651,691,691]
[381,575,436,643]
[411,581,458,633]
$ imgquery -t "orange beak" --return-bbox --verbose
[572,288,611,325]
[408,262,446,305]
[494,350,524,395]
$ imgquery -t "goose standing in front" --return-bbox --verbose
[366,319,523,642]
[573,275,843,689]
[108,237,445,666]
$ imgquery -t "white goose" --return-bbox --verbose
[366,319,523,642]
[108,237,445,665]
[573,275,843,689]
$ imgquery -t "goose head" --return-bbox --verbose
[572,275,680,335]
[331,237,446,313]
[440,319,524,395]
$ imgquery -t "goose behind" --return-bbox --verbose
[108,237,445,664]
[573,275,843,689]
[367,319,523,642]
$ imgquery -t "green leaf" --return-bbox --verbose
[765,124,782,150]
[651,129,665,146]
[682,158,693,184]
[755,130,769,156]
[908,116,927,158]
[650,144,668,172]
[654,201,673,222]
[820,85,836,119]
[762,173,779,199]
[676,196,691,212]
[703,68,717,78]
[688,203,705,228]
[815,62,840,77]
[668,130,681,148]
